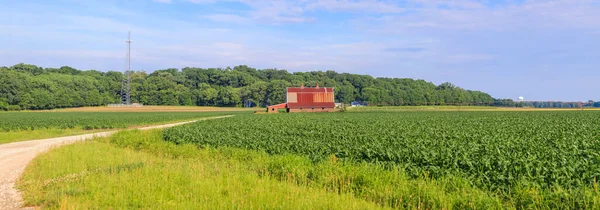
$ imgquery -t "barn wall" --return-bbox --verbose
[289,108,335,113]
[287,87,335,109]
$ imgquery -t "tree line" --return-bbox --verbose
[0,63,595,110]
[493,99,600,108]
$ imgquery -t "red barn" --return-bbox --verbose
[266,84,335,113]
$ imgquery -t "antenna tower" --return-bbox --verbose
[121,31,132,105]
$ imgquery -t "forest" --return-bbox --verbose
[0,63,597,110]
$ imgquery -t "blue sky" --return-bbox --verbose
[1,0,599,101]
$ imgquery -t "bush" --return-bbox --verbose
[0,101,7,111]
[7,105,21,111]
[339,104,347,112]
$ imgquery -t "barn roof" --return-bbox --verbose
[287,87,334,93]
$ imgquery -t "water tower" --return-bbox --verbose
[518,96,524,102]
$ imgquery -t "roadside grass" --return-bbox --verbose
[18,129,506,209]
[18,135,385,209]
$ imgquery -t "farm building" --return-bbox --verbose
[267,84,335,113]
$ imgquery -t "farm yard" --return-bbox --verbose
[10,109,600,209]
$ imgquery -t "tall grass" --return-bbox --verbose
[17,132,382,209]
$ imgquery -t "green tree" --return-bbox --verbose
[0,63,500,110]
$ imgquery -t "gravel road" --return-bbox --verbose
[0,115,233,210]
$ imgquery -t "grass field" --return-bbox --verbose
[17,130,386,209]
[18,111,600,209]
[0,111,243,144]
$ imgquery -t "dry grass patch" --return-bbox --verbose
[34,106,261,112]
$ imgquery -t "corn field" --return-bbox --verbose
[164,112,600,193]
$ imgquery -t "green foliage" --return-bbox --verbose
[7,105,21,111]
[1,63,496,110]
[0,101,8,111]
[5,63,594,110]
[494,99,598,108]
[164,111,600,207]
[0,112,234,131]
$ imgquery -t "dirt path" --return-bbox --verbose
[0,115,233,210]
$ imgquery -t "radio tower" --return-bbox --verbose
[121,31,132,105]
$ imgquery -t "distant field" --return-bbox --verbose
[0,129,116,144]
[0,112,242,144]
[349,106,599,112]
[30,106,261,112]
[348,106,497,111]
[0,112,241,132]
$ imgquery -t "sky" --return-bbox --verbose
[1,0,599,101]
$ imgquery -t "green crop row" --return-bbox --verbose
[0,112,237,132]
[164,111,600,195]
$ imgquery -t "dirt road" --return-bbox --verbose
[0,115,233,210]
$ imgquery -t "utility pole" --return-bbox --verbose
[121,31,132,105]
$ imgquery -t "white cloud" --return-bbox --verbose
[187,0,219,3]
[442,54,493,63]
[0,50,121,60]
[184,0,597,29]
[408,0,485,9]
[0,49,125,71]
[205,14,251,24]
[241,0,313,24]
[354,0,600,34]
[187,0,405,24]
[184,0,600,29]
[306,0,404,13]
